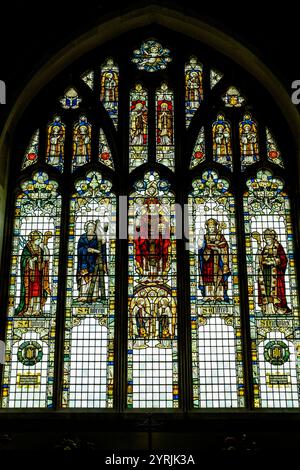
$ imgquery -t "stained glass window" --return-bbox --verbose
[72,115,92,171]
[239,113,259,170]
[46,116,65,172]
[190,127,206,169]
[188,170,244,408]
[99,129,114,170]
[2,36,300,415]
[132,40,172,72]
[2,172,61,408]
[63,171,116,408]
[128,171,178,408]
[22,129,39,170]
[185,57,203,127]
[212,113,232,169]
[266,128,284,167]
[100,58,119,128]
[129,83,148,172]
[156,83,175,170]
[244,169,299,407]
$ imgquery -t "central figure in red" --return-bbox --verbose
[134,197,171,277]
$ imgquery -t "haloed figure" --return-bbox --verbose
[77,220,108,302]
[198,218,231,302]
[132,299,150,348]
[15,230,52,316]
[156,298,173,348]
[157,102,173,146]
[254,229,291,315]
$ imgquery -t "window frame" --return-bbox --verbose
[0,24,299,418]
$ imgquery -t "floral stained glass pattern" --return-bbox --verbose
[72,115,92,171]
[132,40,172,72]
[190,127,206,169]
[22,130,39,170]
[129,83,148,172]
[212,114,232,170]
[240,113,259,170]
[188,170,244,408]
[244,169,300,407]
[63,171,116,408]
[1,172,61,408]
[156,83,175,171]
[128,171,178,408]
[100,58,119,128]
[185,57,203,127]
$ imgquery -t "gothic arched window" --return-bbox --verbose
[1,29,299,411]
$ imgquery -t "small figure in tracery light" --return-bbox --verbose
[157,84,173,147]
[73,115,91,169]
[239,113,259,166]
[185,57,203,114]
[47,116,65,170]
[100,58,119,108]
[212,114,232,167]
[130,88,148,146]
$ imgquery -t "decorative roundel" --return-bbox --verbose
[17,341,43,366]
[264,341,290,366]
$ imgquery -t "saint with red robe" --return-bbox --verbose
[198,218,231,302]
[257,229,291,314]
[134,199,171,277]
[15,230,52,316]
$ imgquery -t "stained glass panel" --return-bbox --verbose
[100,58,119,128]
[244,169,300,407]
[266,128,284,168]
[132,40,172,72]
[188,170,244,408]
[99,128,114,169]
[1,172,61,408]
[212,113,232,169]
[185,57,203,127]
[156,83,175,170]
[60,87,82,109]
[240,113,259,170]
[22,130,39,170]
[222,87,245,107]
[46,116,65,172]
[190,127,206,169]
[128,171,178,408]
[129,83,148,172]
[72,115,92,171]
[63,171,116,408]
